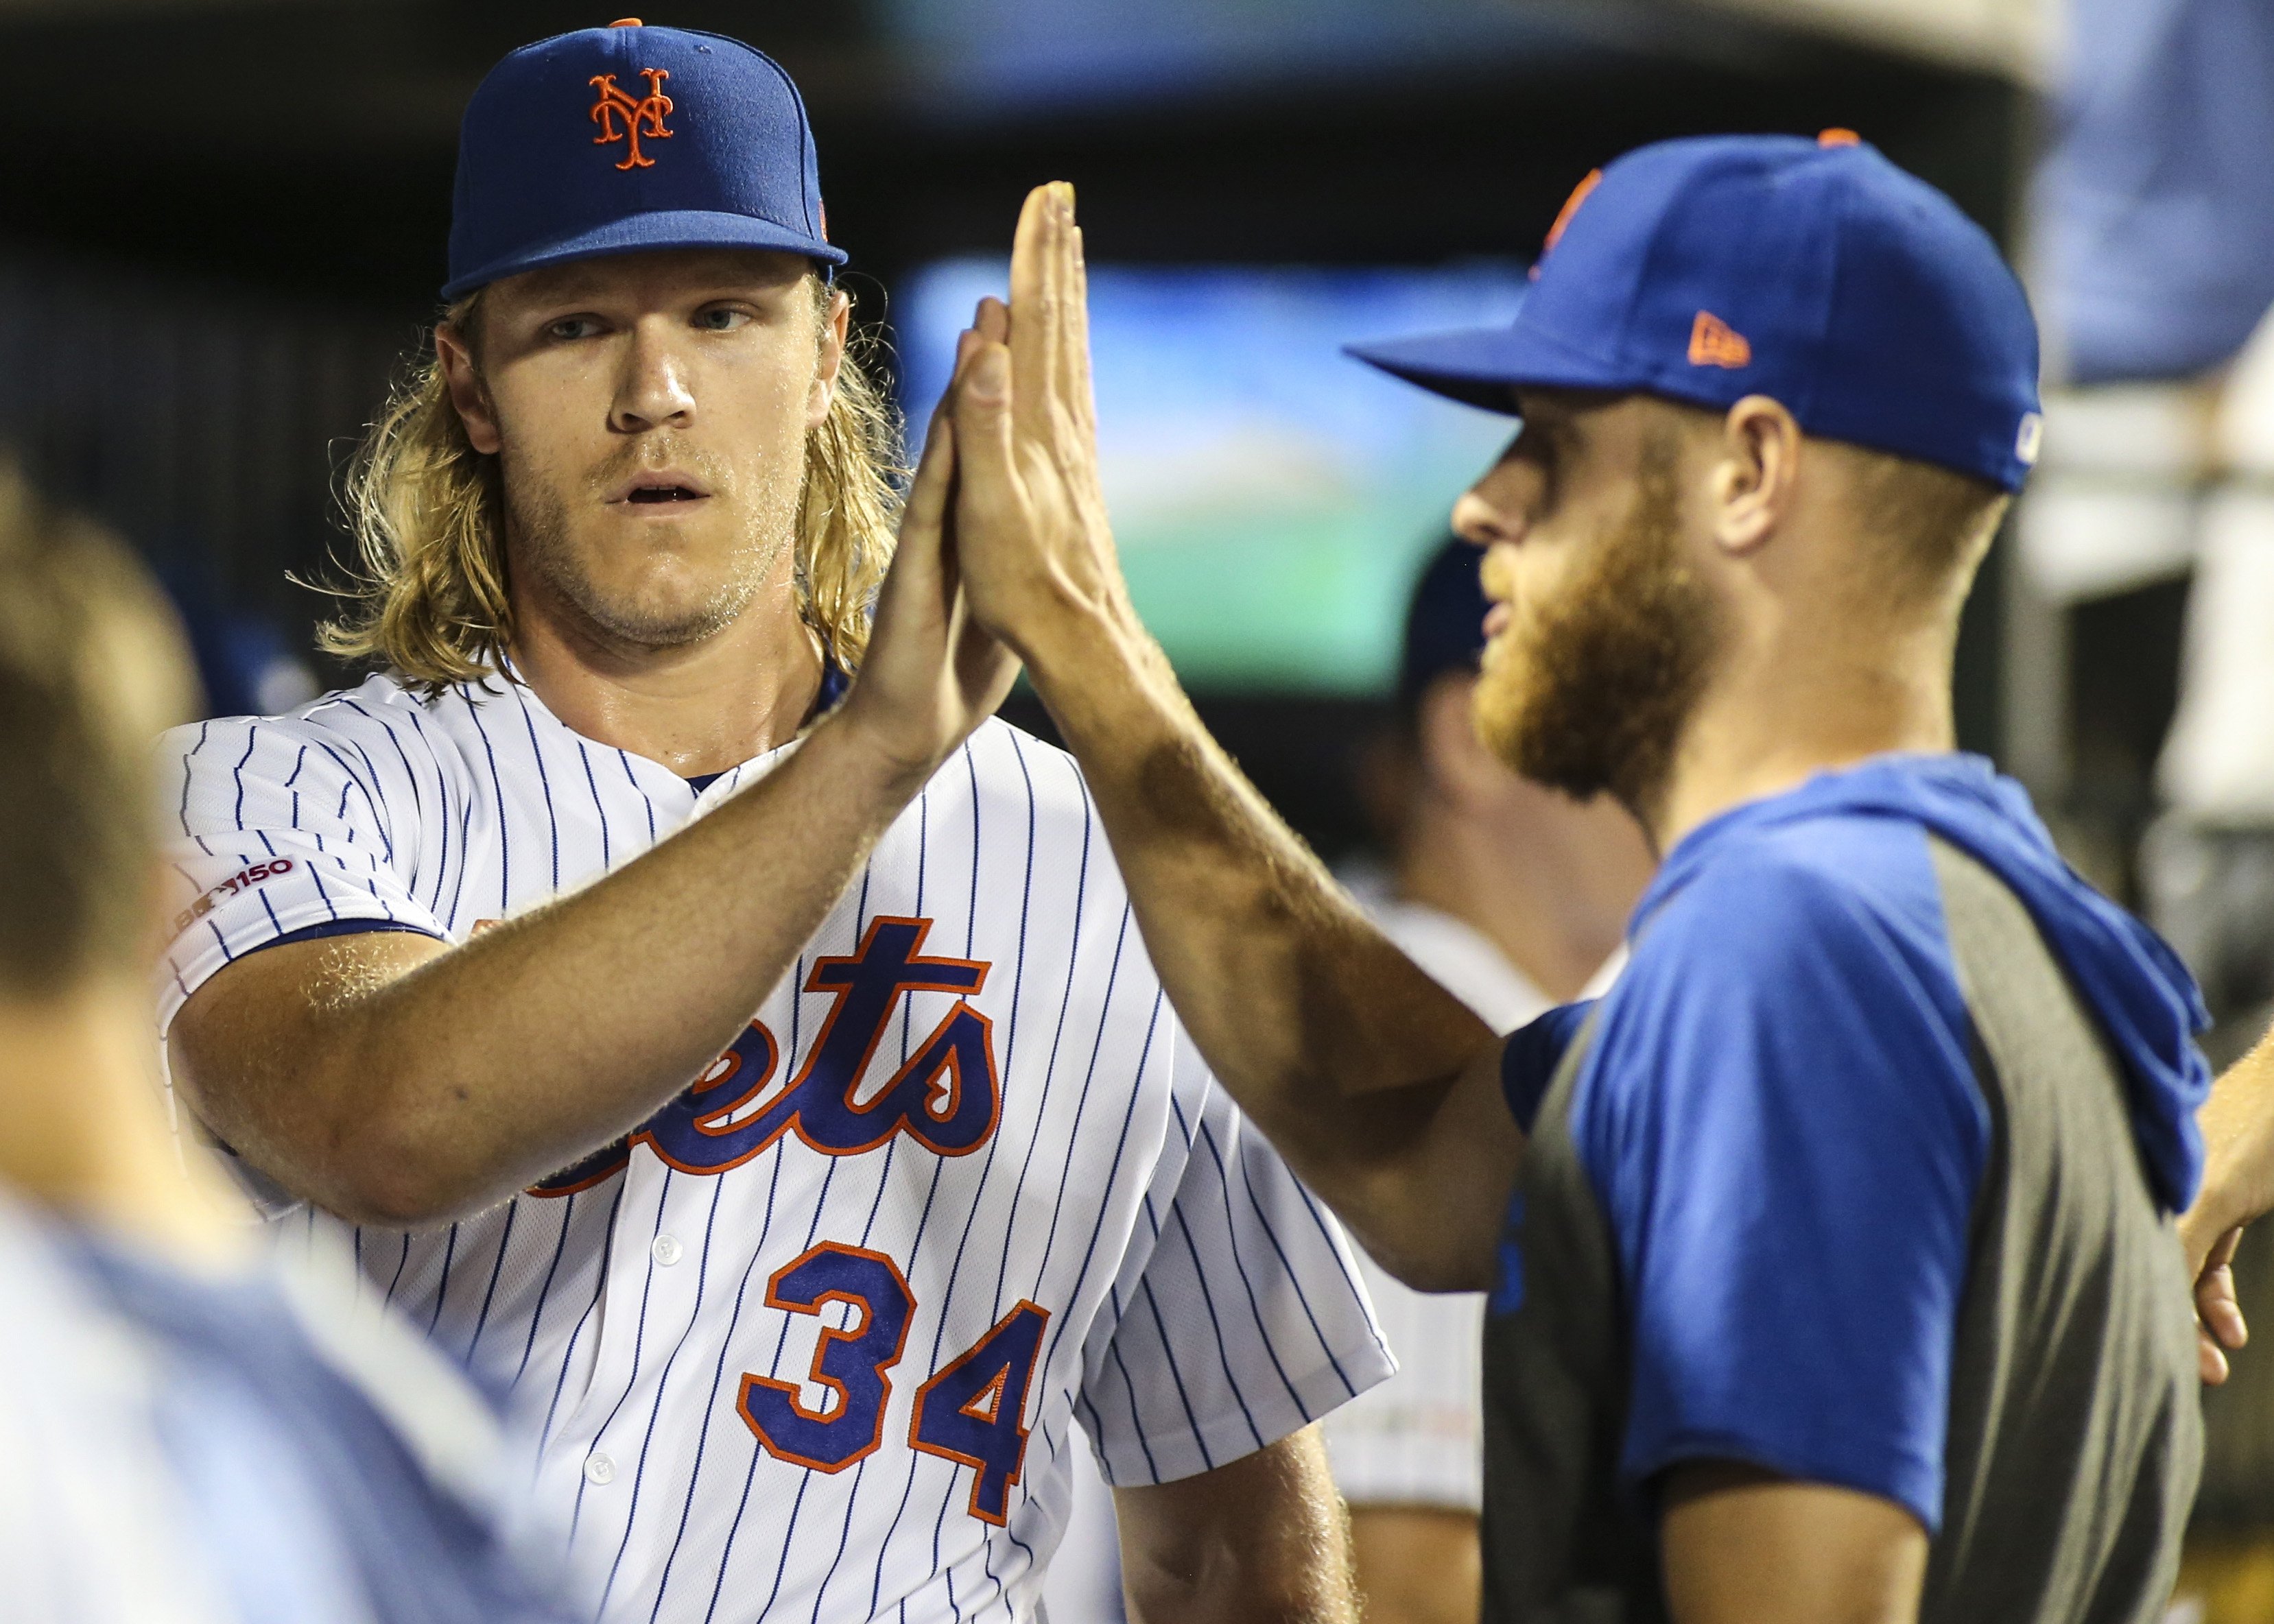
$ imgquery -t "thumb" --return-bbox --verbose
[870,411,954,643]
[900,407,956,554]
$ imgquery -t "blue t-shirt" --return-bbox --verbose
[1499,753,2209,1531]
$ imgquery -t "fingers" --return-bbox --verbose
[902,409,956,545]
[2203,1326,2231,1385]
[1066,222,1097,442]
[1045,195,1090,439]
[953,321,986,383]
[1039,184,1072,436]
[994,182,1090,462]
[2190,1225,2249,1385]
[1008,185,1057,430]
[951,340,1021,521]
[2204,1280,2250,1352]
[2200,1228,2249,1348]
[868,411,955,642]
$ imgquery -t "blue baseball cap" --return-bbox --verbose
[442,19,844,303]
[1347,133,2044,493]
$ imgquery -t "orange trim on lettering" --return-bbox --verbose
[737,1243,914,1474]
[589,67,674,170]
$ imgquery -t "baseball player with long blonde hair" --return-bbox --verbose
[160,21,1386,1623]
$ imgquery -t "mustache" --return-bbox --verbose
[580,437,733,497]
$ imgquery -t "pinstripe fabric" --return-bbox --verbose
[1313,886,1548,1516]
[157,672,1390,1624]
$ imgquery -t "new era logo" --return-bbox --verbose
[1688,311,1752,369]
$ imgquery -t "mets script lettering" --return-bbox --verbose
[531,916,1001,1193]
[589,68,673,169]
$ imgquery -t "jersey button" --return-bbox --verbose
[584,1452,616,1486]
[652,1234,685,1267]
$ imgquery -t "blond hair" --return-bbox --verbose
[322,276,901,689]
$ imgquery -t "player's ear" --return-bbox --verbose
[435,320,503,456]
[807,283,850,430]
[1709,394,1800,557]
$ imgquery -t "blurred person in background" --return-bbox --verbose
[1329,536,1650,1624]
[156,554,321,722]
[2029,12,2274,1611]
[2027,0,2274,1046]
[0,467,573,1624]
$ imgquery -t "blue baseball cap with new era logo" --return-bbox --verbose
[442,18,845,303]
[1347,132,2044,492]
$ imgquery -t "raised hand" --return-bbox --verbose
[947,182,1146,677]
[835,393,1021,781]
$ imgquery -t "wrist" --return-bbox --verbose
[2196,1044,2274,1230]
[808,700,943,800]
[1012,578,1157,715]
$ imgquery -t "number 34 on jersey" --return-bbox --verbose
[534,914,1045,1524]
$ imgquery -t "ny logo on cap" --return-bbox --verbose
[589,67,674,170]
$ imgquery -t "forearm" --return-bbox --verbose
[2192,1031,2274,1238]
[1117,1427,1359,1624]
[1661,1464,1926,1624]
[1020,602,1499,1259]
[176,713,927,1224]
[940,187,1508,1280]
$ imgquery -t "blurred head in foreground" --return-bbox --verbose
[0,470,582,1624]
[1350,134,2033,834]
[0,467,224,1238]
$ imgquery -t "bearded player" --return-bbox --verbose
[944,146,2205,1622]
[160,21,1386,1623]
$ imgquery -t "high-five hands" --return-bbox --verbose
[943,183,1155,688]
[844,179,1147,787]
[836,383,1021,783]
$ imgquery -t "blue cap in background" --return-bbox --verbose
[443,19,844,302]
[1398,536,1492,714]
[1347,132,2044,493]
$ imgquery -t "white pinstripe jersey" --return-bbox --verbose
[156,671,1391,1624]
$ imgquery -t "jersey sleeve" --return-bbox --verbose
[1073,1034,1395,1486]
[157,711,445,1033]
[1318,1251,1483,1512]
[1577,835,1989,1532]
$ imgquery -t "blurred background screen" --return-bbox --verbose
[898,260,1526,691]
